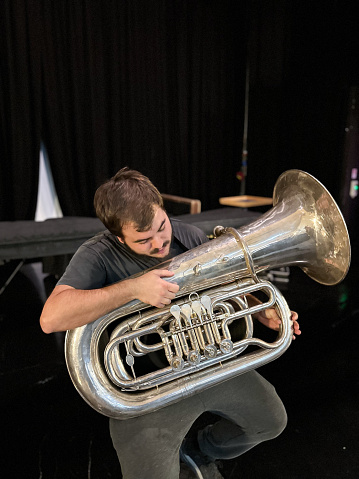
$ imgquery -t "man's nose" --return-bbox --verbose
[152,236,163,249]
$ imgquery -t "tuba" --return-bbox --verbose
[65,170,351,419]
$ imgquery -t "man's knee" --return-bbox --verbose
[262,405,287,440]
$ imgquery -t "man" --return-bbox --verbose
[40,167,300,479]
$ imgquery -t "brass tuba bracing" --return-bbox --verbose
[65,170,351,419]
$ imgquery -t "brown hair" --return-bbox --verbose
[94,167,164,237]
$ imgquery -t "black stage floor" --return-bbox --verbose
[1,256,358,479]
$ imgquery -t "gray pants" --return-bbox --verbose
[109,371,287,479]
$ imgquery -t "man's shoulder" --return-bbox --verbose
[58,230,145,289]
[81,230,117,250]
[171,217,200,232]
[74,230,127,262]
[170,218,208,248]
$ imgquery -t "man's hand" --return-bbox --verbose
[255,308,301,340]
[129,269,180,308]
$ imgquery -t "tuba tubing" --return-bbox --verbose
[65,170,351,419]
[65,281,292,419]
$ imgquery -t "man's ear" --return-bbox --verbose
[117,236,125,244]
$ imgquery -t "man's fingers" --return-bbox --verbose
[147,270,179,293]
[167,283,179,293]
[152,269,175,277]
[166,290,176,299]
[153,297,172,308]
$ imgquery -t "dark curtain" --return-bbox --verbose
[0,0,42,220]
[1,0,358,221]
[246,0,359,200]
[0,0,247,220]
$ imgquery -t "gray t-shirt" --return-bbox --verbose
[57,218,208,289]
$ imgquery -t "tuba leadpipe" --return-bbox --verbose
[65,170,351,419]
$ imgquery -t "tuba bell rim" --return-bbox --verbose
[273,169,351,286]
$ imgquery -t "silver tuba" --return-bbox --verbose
[65,170,351,419]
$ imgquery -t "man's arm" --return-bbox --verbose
[40,269,179,334]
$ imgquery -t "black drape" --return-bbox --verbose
[246,0,359,200]
[0,0,42,220]
[1,0,247,220]
[1,0,358,221]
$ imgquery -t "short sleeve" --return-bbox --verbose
[57,245,107,290]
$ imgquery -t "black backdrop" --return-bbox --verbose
[1,0,358,221]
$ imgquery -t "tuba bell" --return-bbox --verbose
[65,170,351,419]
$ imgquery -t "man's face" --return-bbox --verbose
[118,206,172,258]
